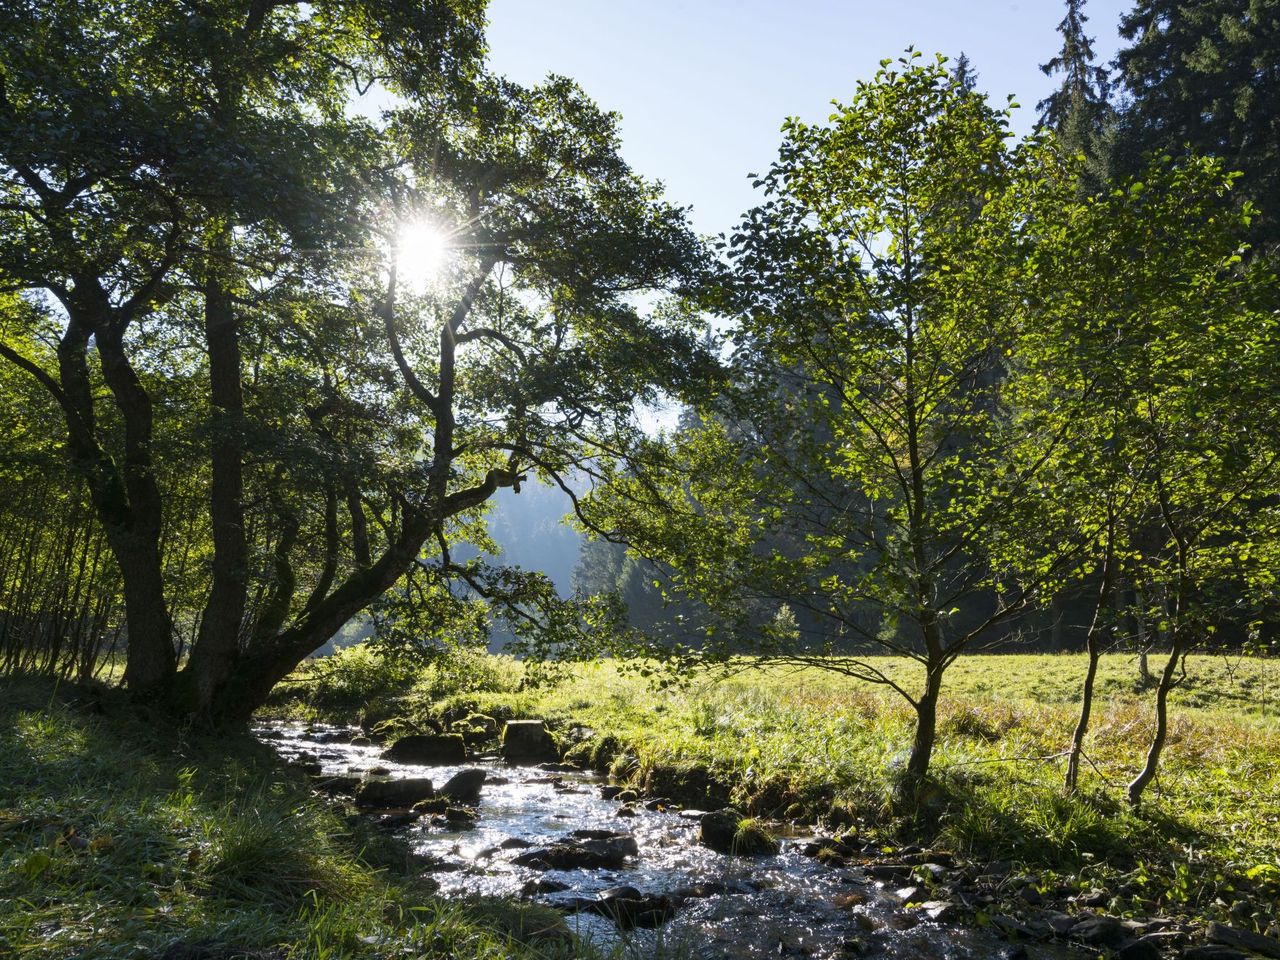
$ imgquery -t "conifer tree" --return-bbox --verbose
[1038,0,1115,190]
[1114,0,1280,253]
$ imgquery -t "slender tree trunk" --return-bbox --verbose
[905,661,943,792]
[1065,519,1116,792]
[1127,639,1184,806]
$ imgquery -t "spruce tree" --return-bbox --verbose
[1038,0,1115,190]
[952,51,979,91]
[1114,0,1280,253]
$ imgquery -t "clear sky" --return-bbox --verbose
[484,0,1133,237]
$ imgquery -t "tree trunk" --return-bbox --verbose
[183,254,248,712]
[904,662,943,794]
[1127,639,1184,807]
[1066,518,1115,792]
[57,311,176,696]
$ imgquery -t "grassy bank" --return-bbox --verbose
[0,676,578,960]
[272,649,1280,934]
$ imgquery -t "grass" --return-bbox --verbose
[271,647,1280,933]
[0,675,588,960]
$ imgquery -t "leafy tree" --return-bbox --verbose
[1114,0,1280,252]
[1006,151,1279,797]
[586,55,1094,794]
[0,0,709,721]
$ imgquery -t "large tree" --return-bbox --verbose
[1114,0,1280,253]
[1038,0,1115,192]
[0,0,708,721]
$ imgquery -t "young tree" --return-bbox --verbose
[586,55,1098,795]
[1006,151,1279,796]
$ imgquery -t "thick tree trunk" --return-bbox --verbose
[55,311,175,695]
[184,259,248,711]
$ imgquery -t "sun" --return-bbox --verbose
[395,220,450,291]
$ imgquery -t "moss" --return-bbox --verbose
[732,818,781,856]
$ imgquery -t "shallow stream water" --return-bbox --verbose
[258,722,1084,960]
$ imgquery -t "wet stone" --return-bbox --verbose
[921,900,960,923]
[439,768,486,804]
[383,734,467,765]
[355,777,434,808]
[521,877,571,897]
[510,834,639,870]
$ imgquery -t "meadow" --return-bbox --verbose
[272,649,1280,934]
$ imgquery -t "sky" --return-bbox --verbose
[483,0,1133,238]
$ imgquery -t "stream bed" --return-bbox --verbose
[258,722,1087,960]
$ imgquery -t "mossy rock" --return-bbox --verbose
[562,739,595,768]
[699,808,779,856]
[642,763,733,810]
[461,713,498,734]
[589,734,621,773]
[608,752,638,782]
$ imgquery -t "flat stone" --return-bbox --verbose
[521,878,571,896]
[1181,947,1249,960]
[920,900,959,923]
[383,734,466,765]
[1072,915,1127,946]
[501,720,560,765]
[511,835,639,871]
[1206,922,1280,959]
[598,885,643,902]
[355,777,434,808]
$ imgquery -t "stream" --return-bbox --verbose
[257,722,1086,960]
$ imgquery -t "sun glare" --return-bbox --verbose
[395,220,450,291]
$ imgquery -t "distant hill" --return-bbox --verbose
[482,481,583,596]
[323,480,585,655]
